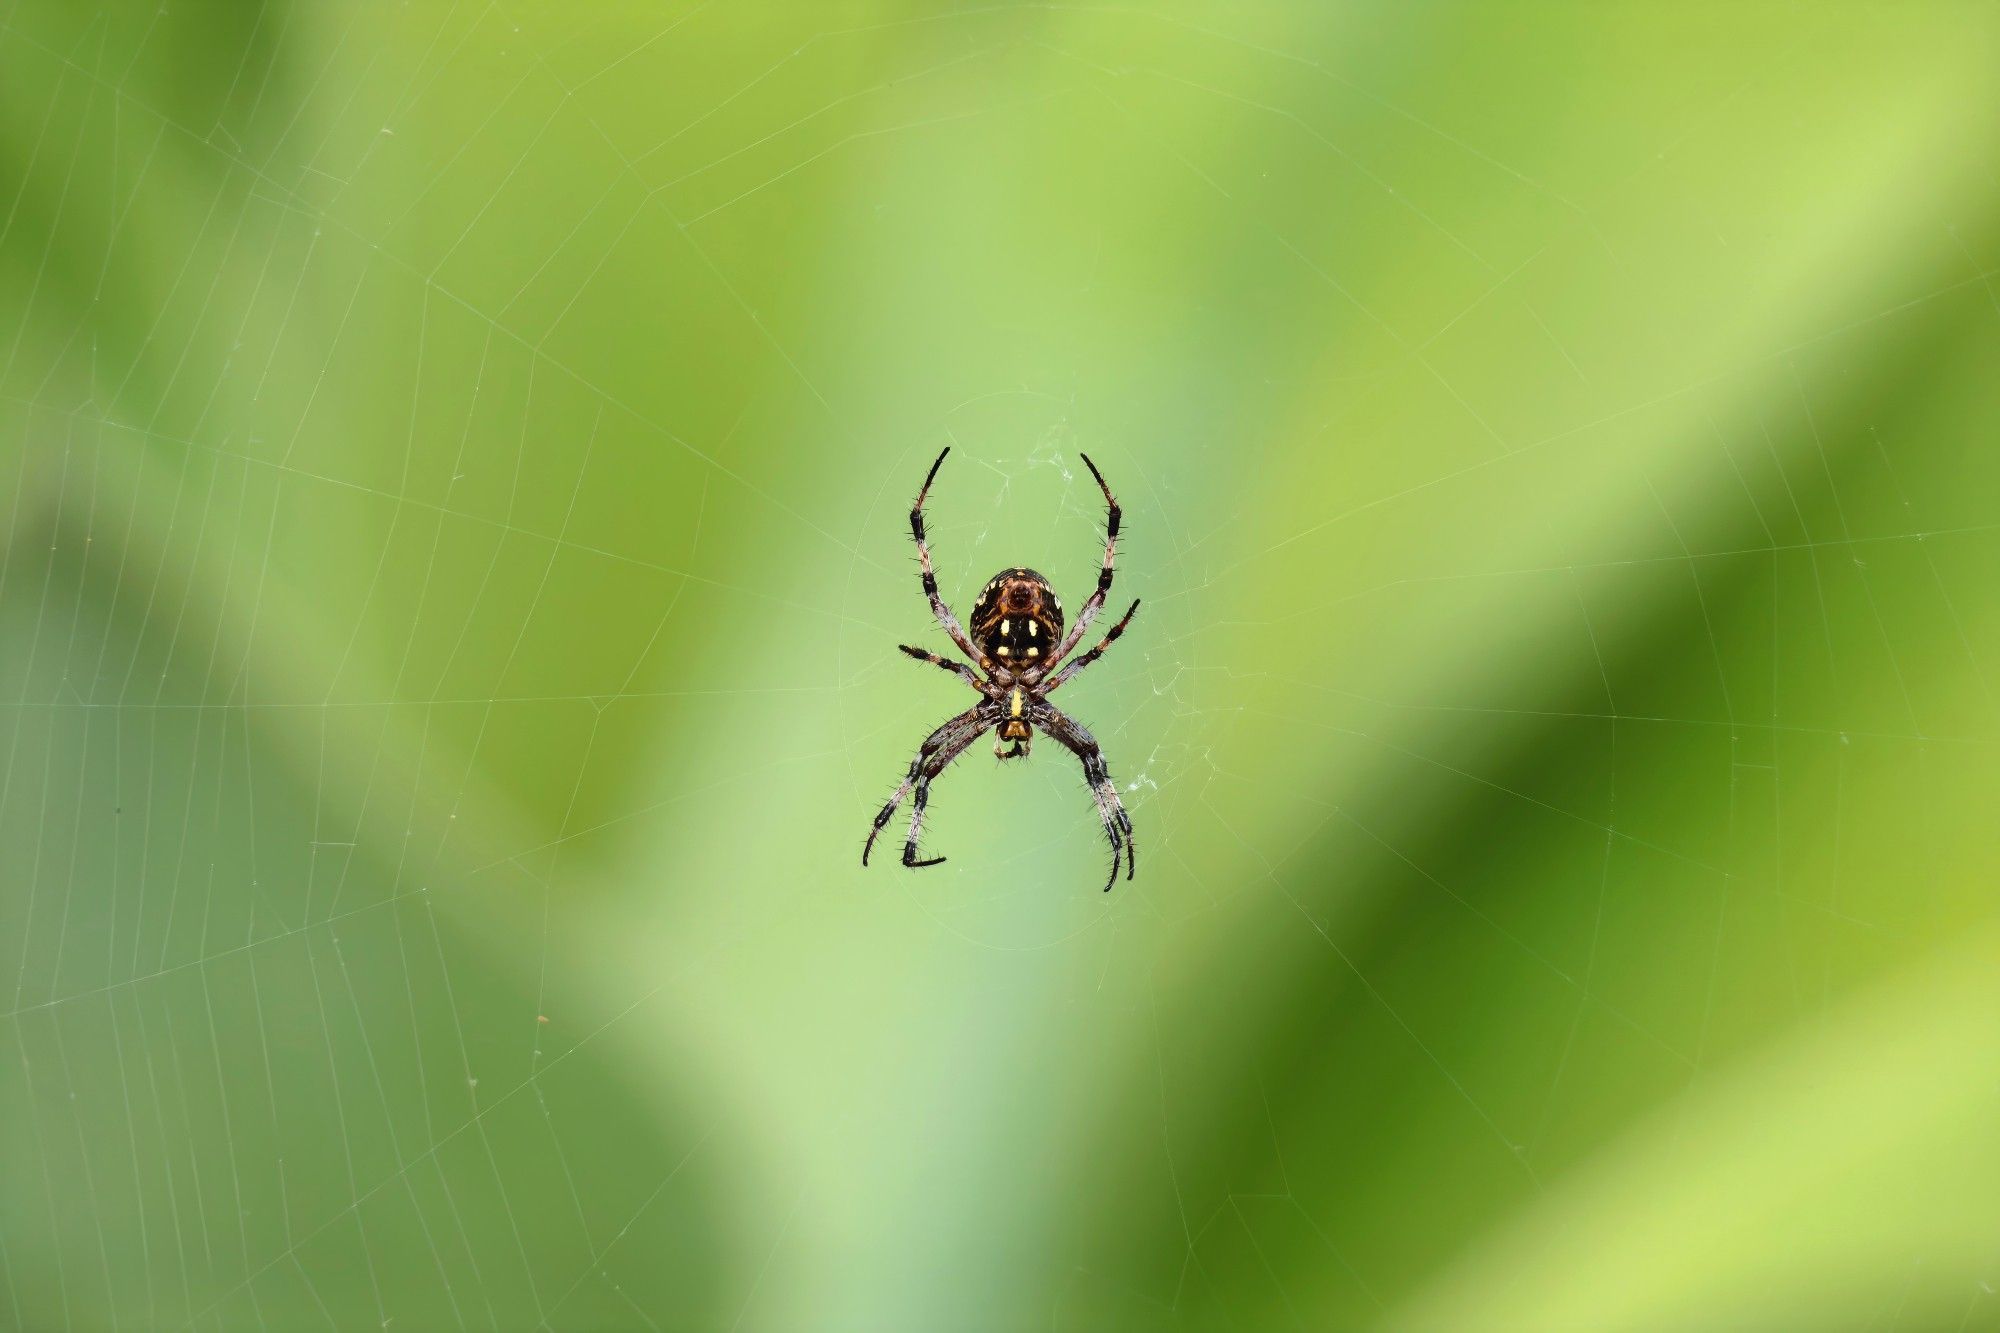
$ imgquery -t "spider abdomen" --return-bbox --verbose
[970,567,1064,668]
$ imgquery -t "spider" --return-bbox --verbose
[863,447,1140,891]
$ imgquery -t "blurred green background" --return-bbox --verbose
[3,2,1998,1329]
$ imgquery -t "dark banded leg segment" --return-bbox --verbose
[898,644,991,695]
[1043,599,1139,692]
[902,770,948,867]
[1030,699,1137,891]
[1044,453,1122,667]
[862,702,995,868]
[1084,754,1136,889]
[910,447,986,668]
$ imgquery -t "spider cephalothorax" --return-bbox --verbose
[862,449,1140,890]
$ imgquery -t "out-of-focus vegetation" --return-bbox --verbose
[3,3,1996,1328]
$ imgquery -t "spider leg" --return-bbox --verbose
[1028,698,1137,891]
[900,720,993,866]
[1041,453,1121,671]
[902,780,945,867]
[899,644,992,695]
[1042,599,1139,692]
[901,754,965,867]
[909,447,987,668]
[862,702,995,868]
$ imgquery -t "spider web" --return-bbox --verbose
[3,3,1998,1330]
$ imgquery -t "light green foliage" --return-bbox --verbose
[2,3,1996,1329]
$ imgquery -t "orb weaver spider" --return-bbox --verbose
[862,448,1139,891]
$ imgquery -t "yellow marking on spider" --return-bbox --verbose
[1009,689,1024,718]
[1026,646,1039,658]
[996,645,1010,656]
[1001,619,1010,634]
[1027,620,1039,637]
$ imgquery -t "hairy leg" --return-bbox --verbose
[1042,599,1139,692]
[863,702,995,867]
[1029,698,1136,890]
[1041,453,1122,670]
[909,448,986,667]
[899,643,992,695]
